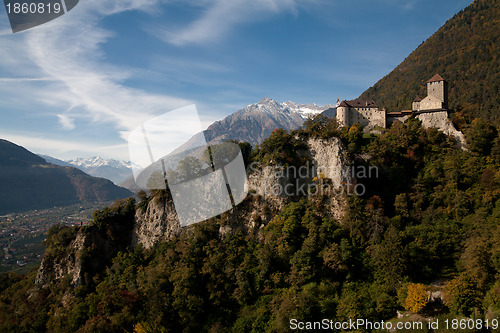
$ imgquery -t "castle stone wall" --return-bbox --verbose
[419,95,443,110]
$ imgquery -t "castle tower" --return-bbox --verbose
[336,101,349,127]
[427,74,448,109]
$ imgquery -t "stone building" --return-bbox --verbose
[336,74,452,128]
[412,74,448,111]
[336,98,386,129]
[387,74,450,125]
[334,74,466,147]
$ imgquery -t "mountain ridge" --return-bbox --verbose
[39,155,137,185]
[0,140,133,214]
[175,98,333,154]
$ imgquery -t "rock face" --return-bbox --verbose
[35,227,117,287]
[246,137,350,207]
[307,137,351,221]
[307,137,351,187]
[35,231,85,287]
[245,136,351,223]
[131,136,352,249]
[36,198,136,287]
[247,165,291,210]
[416,111,467,148]
[131,197,181,249]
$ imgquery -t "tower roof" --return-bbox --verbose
[427,74,445,83]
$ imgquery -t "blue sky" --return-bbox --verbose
[0,0,472,161]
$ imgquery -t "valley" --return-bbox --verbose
[0,202,112,274]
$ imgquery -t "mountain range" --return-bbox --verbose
[40,155,137,185]
[171,98,333,155]
[0,140,133,215]
[38,99,332,191]
[120,98,334,191]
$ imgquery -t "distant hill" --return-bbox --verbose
[0,140,133,214]
[359,0,499,123]
[38,154,73,167]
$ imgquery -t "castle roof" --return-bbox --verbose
[413,96,422,102]
[341,99,378,108]
[427,74,445,83]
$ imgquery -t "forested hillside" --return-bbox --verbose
[0,116,498,332]
[359,0,499,123]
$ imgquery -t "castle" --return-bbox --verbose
[336,98,386,129]
[336,74,450,129]
[412,74,448,111]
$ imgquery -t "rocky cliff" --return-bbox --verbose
[131,196,181,249]
[133,136,352,249]
[35,230,85,287]
[416,111,467,148]
[35,136,352,284]
[35,226,120,287]
[35,198,137,287]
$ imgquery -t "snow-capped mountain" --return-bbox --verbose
[176,98,334,154]
[65,157,137,185]
[38,154,73,167]
[281,100,333,119]
[67,156,134,170]
[39,155,137,185]
[120,97,335,192]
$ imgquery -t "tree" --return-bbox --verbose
[175,156,205,183]
[371,226,405,292]
[465,118,498,155]
[301,114,340,138]
[444,275,483,316]
[253,128,307,166]
[404,283,428,313]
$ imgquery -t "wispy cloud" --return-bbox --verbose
[0,77,56,82]
[0,0,193,140]
[379,0,418,11]
[1,132,129,160]
[57,114,76,130]
[156,0,316,46]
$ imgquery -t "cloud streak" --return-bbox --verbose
[1,132,129,160]
[0,0,193,140]
[0,78,56,82]
[57,114,76,130]
[156,0,315,46]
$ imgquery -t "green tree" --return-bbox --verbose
[444,275,483,316]
[465,118,498,155]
